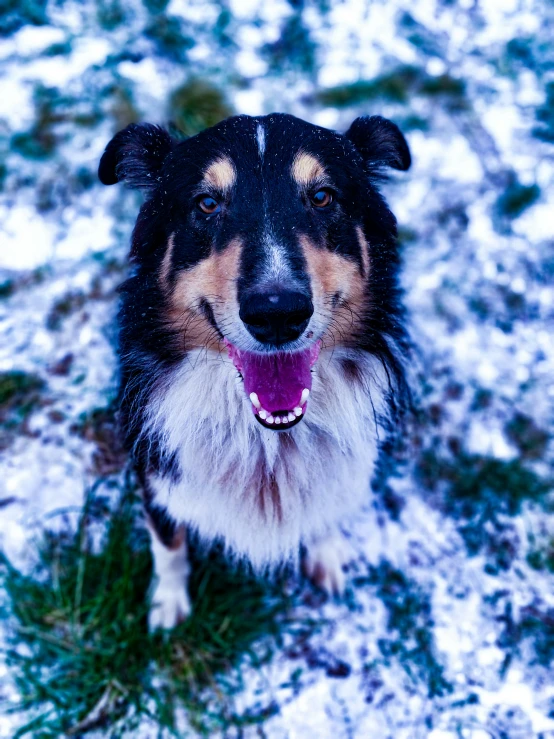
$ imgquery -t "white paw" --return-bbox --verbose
[148,581,192,631]
[303,534,355,596]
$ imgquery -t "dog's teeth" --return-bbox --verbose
[300,388,310,405]
[266,416,274,424]
[249,392,261,409]
[287,413,295,422]
[259,409,268,419]
[274,416,282,424]
[293,407,302,416]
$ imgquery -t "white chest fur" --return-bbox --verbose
[142,347,390,569]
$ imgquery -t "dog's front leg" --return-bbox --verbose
[303,531,355,596]
[146,516,192,631]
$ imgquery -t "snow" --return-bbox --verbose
[1,0,553,735]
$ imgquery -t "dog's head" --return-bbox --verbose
[99,113,410,431]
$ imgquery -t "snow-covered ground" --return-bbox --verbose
[1,0,553,735]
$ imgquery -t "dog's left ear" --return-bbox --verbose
[345,116,411,172]
[98,123,175,190]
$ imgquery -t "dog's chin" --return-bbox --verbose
[223,338,321,431]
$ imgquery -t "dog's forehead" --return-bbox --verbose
[180,114,345,187]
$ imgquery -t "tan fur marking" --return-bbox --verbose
[291,151,326,186]
[159,232,175,288]
[167,239,242,352]
[355,225,371,278]
[300,235,368,347]
[203,156,236,192]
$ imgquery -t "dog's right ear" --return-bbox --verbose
[98,123,174,190]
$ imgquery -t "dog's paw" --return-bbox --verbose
[303,534,355,596]
[148,581,192,631]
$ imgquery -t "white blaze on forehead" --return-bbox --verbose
[256,123,266,157]
[203,156,236,191]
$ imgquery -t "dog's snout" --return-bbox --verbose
[240,290,314,346]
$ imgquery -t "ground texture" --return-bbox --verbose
[0,0,553,736]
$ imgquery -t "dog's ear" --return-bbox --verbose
[98,123,174,190]
[345,116,411,173]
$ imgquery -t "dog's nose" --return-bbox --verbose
[240,290,314,346]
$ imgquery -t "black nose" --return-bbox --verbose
[240,290,314,346]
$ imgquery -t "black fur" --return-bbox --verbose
[99,113,412,538]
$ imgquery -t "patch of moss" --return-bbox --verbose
[142,0,170,13]
[0,370,45,449]
[316,66,420,107]
[144,14,195,62]
[416,450,551,570]
[0,483,300,736]
[400,12,442,57]
[108,83,140,130]
[495,174,540,220]
[534,80,554,143]
[315,65,465,108]
[97,0,126,31]
[11,86,66,160]
[169,79,234,137]
[0,0,48,37]
[43,40,72,57]
[420,74,465,98]
[397,226,419,245]
[0,161,7,190]
[354,562,452,698]
[397,114,429,132]
[46,291,87,331]
[263,13,316,75]
[71,404,127,476]
[0,279,15,299]
[495,598,554,672]
[527,539,554,573]
[506,413,550,461]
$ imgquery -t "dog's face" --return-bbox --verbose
[99,113,410,431]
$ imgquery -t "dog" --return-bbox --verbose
[98,112,411,629]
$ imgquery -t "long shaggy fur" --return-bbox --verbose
[140,346,394,568]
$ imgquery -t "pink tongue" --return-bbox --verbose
[225,341,320,413]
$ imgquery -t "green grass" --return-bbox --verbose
[315,64,466,108]
[169,80,233,138]
[0,479,305,736]
[416,449,552,573]
[0,370,45,450]
[495,174,541,220]
[354,562,452,699]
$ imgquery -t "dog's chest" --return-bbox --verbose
[143,349,388,566]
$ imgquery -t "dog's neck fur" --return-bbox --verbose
[141,347,391,569]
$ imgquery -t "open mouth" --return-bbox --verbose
[224,339,320,430]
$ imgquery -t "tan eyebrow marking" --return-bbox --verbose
[159,232,175,288]
[203,156,236,192]
[355,225,371,278]
[291,151,326,186]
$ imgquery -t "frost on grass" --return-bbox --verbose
[1,0,554,736]
[0,480,296,736]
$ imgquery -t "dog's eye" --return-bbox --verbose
[196,196,221,214]
[310,189,333,208]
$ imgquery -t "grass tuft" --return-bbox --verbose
[0,478,299,736]
[355,562,452,698]
[0,370,45,450]
[416,450,551,571]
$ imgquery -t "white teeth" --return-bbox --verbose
[274,416,282,424]
[266,416,274,424]
[287,413,295,422]
[249,392,261,409]
[300,388,310,405]
[293,407,303,417]
[259,409,268,419]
